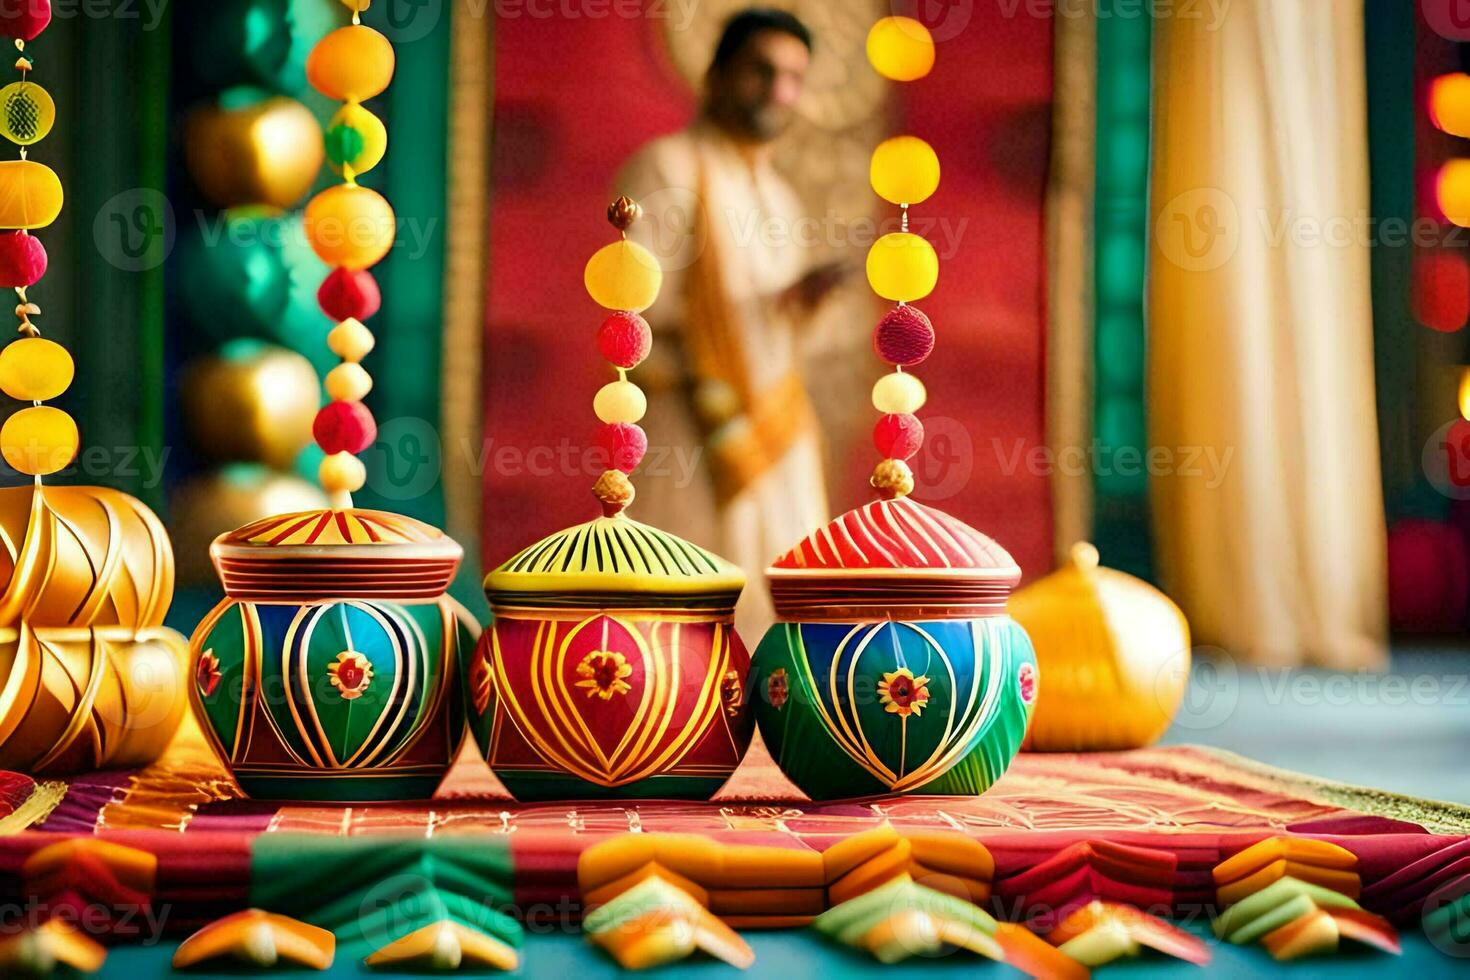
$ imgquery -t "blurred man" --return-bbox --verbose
[618,8,844,636]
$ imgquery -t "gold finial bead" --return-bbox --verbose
[606,195,642,231]
[593,468,635,516]
[1069,541,1100,570]
[870,458,915,500]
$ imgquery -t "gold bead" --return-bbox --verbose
[592,468,636,516]
[325,362,373,402]
[327,318,375,362]
[593,380,647,424]
[870,458,915,499]
[319,451,366,494]
[872,371,927,414]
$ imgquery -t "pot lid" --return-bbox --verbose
[485,514,744,608]
[210,508,462,601]
[766,497,1020,619]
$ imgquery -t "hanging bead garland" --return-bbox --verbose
[865,16,938,501]
[303,0,392,508]
[585,196,661,516]
[0,1,74,481]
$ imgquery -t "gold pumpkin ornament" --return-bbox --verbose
[0,485,189,773]
[1008,543,1191,751]
[183,95,325,210]
[0,158,62,229]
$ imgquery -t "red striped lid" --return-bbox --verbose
[767,498,1020,618]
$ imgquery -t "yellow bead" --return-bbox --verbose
[325,362,373,402]
[319,451,367,494]
[866,233,938,302]
[867,17,935,82]
[305,184,395,270]
[327,318,376,362]
[1432,73,1470,139]
[593,380,647,424]
[870,136,940,206]
[306,25,395,102]
[584,240,662,312]
[2,405,78,476]
[872,371,927,414]
[0,81,54,145]
[0,160,62,230]
[325,103,387,178]
[0,337,72,401]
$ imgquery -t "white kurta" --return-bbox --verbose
[617,121,829,638]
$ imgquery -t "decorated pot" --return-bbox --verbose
[0,485,189,774]
[1009,542,1190,751]
[467,514,751,801]
[749,496,1037,799]
[189,509,469,802]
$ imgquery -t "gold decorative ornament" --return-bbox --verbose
[1008,543,1191,751]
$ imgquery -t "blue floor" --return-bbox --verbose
[1161,646,1470,806]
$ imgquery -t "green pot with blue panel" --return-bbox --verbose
[750,495,1037,800]
[189,508,471,802]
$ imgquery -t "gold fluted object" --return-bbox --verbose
[1009,543,1191,751]
[0,485,188,774]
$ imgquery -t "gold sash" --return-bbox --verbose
[683,163,815,504]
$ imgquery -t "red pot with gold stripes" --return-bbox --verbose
[466,514,752,801]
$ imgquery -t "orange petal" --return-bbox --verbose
[363,919,519,971]
[0,919,107,974]
[171,909,334,971]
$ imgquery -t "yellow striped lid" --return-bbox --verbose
[485,515,744,599]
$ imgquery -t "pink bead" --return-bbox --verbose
[314,400,377,455]
[873,413,924,460]
[597,422,647,473]
[597,311,652,369]
[874,305,935,366]
[0,231,46,288]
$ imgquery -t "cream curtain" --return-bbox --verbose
[1148,0,1387,667]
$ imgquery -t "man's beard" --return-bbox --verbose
[742,104,793,142]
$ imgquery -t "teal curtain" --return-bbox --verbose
[1091,4,1153,578]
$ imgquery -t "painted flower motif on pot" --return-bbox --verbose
[767,668,789,711]
[878,667,930,718]
[328,650,373,700]
[576,649,631,701]
[1017,661,1037,706]
[197,649,222,698]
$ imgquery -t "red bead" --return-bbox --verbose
[313,400,377,455]
[873,413,924,460]
[597,422,647,473]
[874,306,935,366]
[596,311,652,369]
[318,267,381,322]
[0,231,46,288]
[0,0,49,41]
